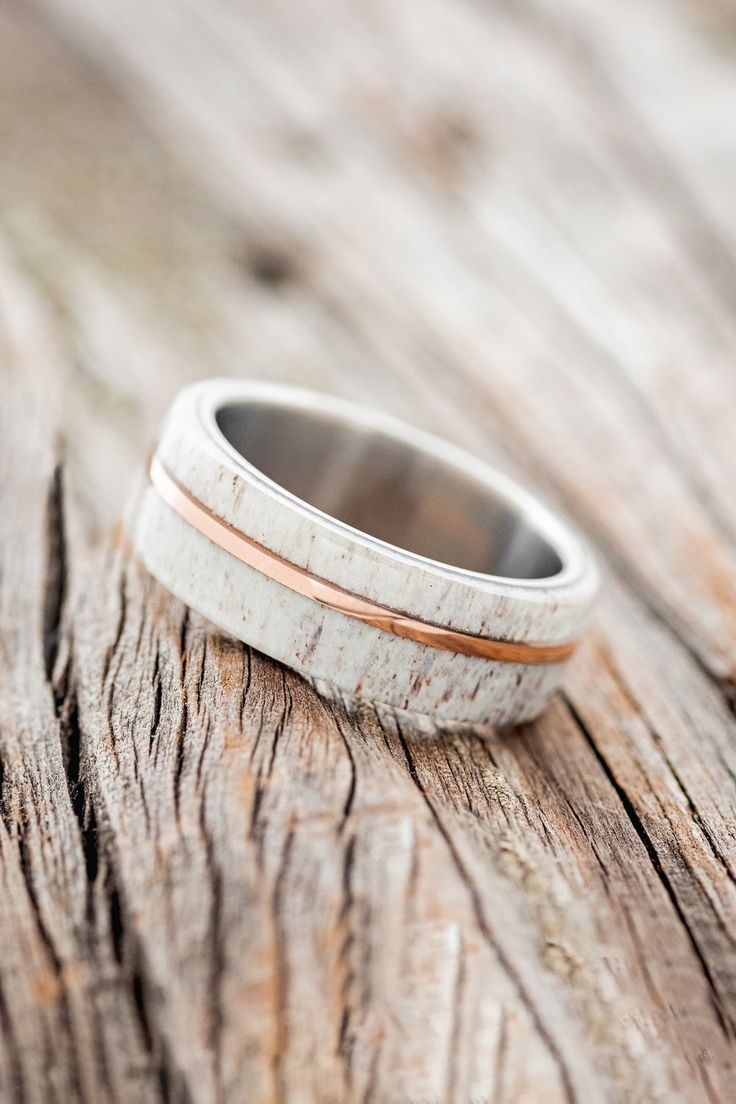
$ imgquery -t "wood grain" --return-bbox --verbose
[2,0,736,1100]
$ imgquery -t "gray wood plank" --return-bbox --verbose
[2,1,736,1100]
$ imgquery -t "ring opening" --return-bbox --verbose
[215,400,564,581]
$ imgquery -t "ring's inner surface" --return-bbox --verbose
[216,401,564,580]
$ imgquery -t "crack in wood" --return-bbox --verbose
[41,460,67,694]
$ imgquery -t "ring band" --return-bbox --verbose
[128,380,599,725]
[149,454,577,666]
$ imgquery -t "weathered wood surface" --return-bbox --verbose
[2,0,736,1100]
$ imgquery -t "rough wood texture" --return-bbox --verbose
[2,0,736,1100]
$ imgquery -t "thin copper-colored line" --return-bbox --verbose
[148,454,577,666]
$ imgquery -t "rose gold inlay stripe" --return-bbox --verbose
[149,454,577,665]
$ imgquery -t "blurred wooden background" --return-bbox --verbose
[2,0,736,1100]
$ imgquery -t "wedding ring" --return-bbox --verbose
[128,379,599,725]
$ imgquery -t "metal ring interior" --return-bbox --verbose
[214,398,567,584]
